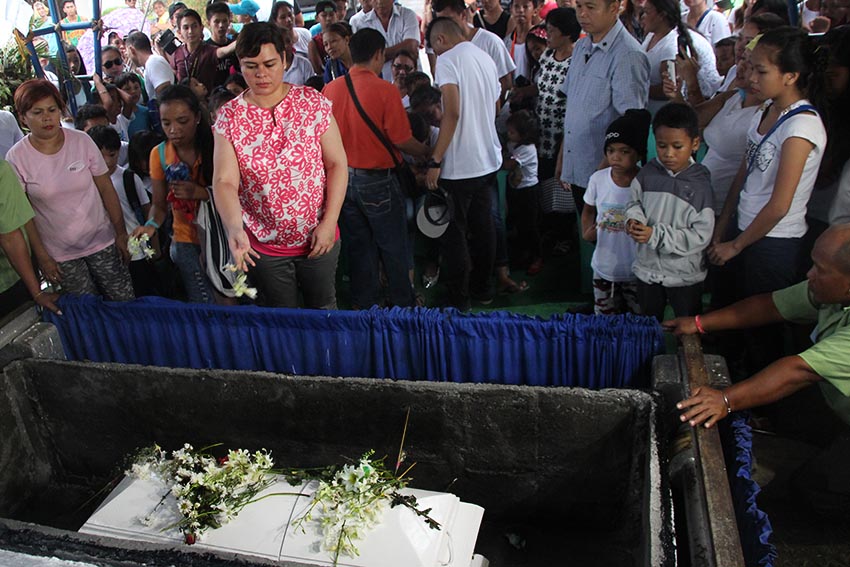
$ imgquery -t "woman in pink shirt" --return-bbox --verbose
[213,23,347,309]
[6,80,133,301]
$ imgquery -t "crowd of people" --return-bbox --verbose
[2,0,850,454]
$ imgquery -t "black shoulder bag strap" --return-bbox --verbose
[344,72,402,169]
[123,168,146,225]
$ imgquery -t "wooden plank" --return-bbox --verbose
[681,335,745,567]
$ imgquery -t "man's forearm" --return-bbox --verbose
[699,292,785,333]
[385,39,419,61]
[725,355,822,413]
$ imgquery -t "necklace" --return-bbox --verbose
[777,100,801,118]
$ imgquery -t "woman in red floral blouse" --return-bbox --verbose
[212,22,347,309]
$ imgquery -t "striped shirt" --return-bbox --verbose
[559,20,649,188]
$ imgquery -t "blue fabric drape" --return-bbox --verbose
[720,412,778,567]
[45,296,663,387]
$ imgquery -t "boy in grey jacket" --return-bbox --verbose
[625,103,714,321]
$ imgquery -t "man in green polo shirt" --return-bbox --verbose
[667,223,850,517]
[0,159,61,318]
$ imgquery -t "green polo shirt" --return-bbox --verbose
[0,159,35,294]
[773,280,850,425]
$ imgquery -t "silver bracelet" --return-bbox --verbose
[722,391,732,415]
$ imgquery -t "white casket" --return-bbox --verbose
[80,476,486,567]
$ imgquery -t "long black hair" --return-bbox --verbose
[757,27,828,115]
[646,0,698,62]
[157,84,214,185]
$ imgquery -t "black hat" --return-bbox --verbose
[604,109,652,159]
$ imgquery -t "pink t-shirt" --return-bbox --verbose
[213,86,336,257]
[6,129,113,262]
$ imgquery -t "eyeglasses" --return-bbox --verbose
[103,57,123,70]
[393,64,414,72]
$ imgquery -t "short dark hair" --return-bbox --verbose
[269,0,294,23]
[304,75,325,91]
[168,2,187,19]
[409,84,441,112]
[512,0,542,7]
[325,21,352,38]
[206,1,232,20]
[115,72,141,89]
[714,36,736,50]
[125,31,152,53]
[235,22,287,59]
[87,125,121,151]
[62,0,75,6]
[393,50,417,64]
[506,109,539,145]
[426,16,464,46]
[128,130,163,176]
[404,71,430,93]
[224,73,248,90]
[74,104,108,130]
[750,0,790,23]
[209,88,237,115]
[545,7,581,42]
[101,45,121,58]
[349,28,386,64]
[746,12,786,32]
[178,8,203,27]
[432,0,465,14]
[652,102,699,139]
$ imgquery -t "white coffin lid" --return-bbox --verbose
[80,475,484,567]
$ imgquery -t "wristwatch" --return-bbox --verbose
[426,159,442,169]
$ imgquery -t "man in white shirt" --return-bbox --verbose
[354,0,420,80]
[425,17,502,310]
[125,31,175,101]
[433,0,516,100]
[348,0,374,31]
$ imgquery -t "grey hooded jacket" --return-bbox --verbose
[625,159,715,287]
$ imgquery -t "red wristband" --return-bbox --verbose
[694,315,707,335]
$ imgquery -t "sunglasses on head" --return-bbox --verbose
[104,57,122,69]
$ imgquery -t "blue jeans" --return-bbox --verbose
[339,170,414,308]
[170,241,213,304]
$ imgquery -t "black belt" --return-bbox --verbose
[348,167,393,176]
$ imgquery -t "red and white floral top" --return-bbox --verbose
[213,86,335,256]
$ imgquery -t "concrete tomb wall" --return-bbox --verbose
[0,359,673,566]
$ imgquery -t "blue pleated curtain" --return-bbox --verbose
[45,295,663,388]
[44,295,775,565]
[720,412,778,567]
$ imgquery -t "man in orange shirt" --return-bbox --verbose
[323,29,430,308]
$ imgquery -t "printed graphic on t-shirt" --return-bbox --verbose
[598,203,627,232]
[746,138,778,173]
